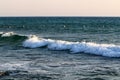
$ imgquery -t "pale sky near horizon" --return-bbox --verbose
[0,0,120,16]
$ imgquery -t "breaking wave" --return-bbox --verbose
[0,32,27,43]
[23,35,120,57]
[0,32,120,57]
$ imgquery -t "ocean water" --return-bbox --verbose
[0,17,120,80]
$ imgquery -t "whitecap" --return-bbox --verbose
[22,36,120,57]
[1,32,15,37]
[23,35,48,48]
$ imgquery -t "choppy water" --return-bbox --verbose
[0,17,120,80]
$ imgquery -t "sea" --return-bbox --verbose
[0,17,120,80]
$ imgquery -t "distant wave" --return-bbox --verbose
[0,32,120,57]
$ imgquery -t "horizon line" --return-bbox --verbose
[0,16,120,17]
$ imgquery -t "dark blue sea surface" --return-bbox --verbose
[0,17,120,80]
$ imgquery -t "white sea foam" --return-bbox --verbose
[1,32,15,37]
[23,36,120,57]
[47,40,74,50]
[0,32,4,34]
[70,42,120,57]
[0,61,29,70]
[23,35,48,48]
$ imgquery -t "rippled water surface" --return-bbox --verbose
[0,17,120,80]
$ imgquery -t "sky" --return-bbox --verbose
[0,0,120,16]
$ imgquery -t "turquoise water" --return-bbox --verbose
[0,17,120,80]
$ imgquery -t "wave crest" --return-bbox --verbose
[23,35,120,57]
[0,32,27,44]
[1,32,120,57]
